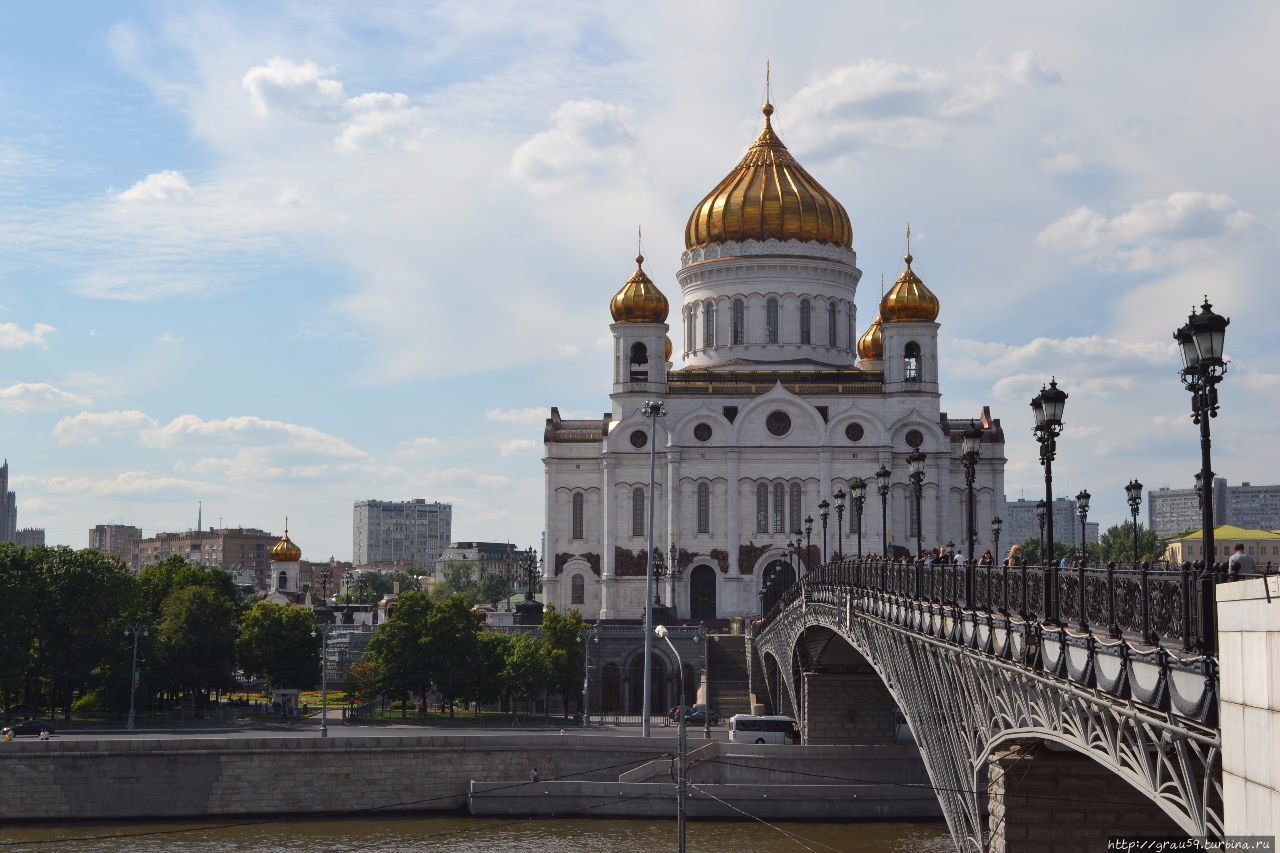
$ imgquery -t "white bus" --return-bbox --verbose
[727,714,800,745]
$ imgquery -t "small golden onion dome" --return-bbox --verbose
[271,528,302,563]
[685,103,852,251]
[880,253,940,322]
[610,254,669,323]
[664,335,673,360]
[857,315,884,360]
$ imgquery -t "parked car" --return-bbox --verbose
[682,708,720,727]
[5,719,55,736]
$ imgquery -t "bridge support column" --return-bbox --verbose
[801,671,898,745]
[985,745,1182,852]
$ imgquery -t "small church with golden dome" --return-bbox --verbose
[542,99,1006,622]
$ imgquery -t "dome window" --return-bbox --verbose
[904,341,922,382]
[906,429,924,448]
[828,302,837,346]
[732,300,745,345]
[766,410,791,437]
[703,300,716,348]
[629,342,649,383]
[766,298,779,343]
[694,423,712,442]
[800,299,811,344]
[629,430,648,449]
[845,423,864,442]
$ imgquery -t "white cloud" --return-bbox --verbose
[0,322,56,349]
[157,331,182,343]
[32,470,225,497]
[143,414,367,458]
[509,100,637,192]
[0,383,91,412]
[1036,192,1262,272]
[950,336,1174,379]
[500,438,538,456]
[119,170,194,203]
[242,58,344,120]
[485,407,549,424]
[337,92,426,153]
[785,50,1060,153]
[53,409,158,445]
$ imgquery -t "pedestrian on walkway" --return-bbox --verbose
[1228,544,1254,580]
[529,767,540,783]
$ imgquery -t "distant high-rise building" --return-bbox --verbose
[353,499,452,569]
[1002,497,1099,553]
[138,527,278,588]
[89,524,144,570]
[1148,479,1280,539]
[13,528,44,547]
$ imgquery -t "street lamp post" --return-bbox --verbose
[655,625,688,853]
[640,399,667,738]
[1075,489,1091,564]
[833,489,846,561]
[123,624,148,731]
[876,465,891,559]
[961,422,983,565]
[311,625,331,737]
[1125,480,1144,564]
[818,500,830,564]
[1031,378,1069,623]
[582,625,597,728]
[851,478,866,559]
[1175,298,1230,572]
[908,448,925,559]
[792,529,803,575]
[991,515,1003,566]
[1035,500,1047,560]
[804,515,813,565]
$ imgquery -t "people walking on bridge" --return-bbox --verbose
[1228,543,1254,580]
[1004,544,1023,566]
[979,550,994,566]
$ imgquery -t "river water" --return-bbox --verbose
[1,816,952,852]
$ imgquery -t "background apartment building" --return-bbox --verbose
[13,528,44,548]
[0,460,19,542]
[89,524,143,570]
[1148,479,1280,539]
[1002,497,1100,552]
[138,527,277,588]
[352,499,451,569]
[433,541,521,582]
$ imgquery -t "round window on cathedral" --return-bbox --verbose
[694,423,713,442]
[766,411,792,437]
[629,430,648,449]
[906,429,924,448]
[845,423,864,442]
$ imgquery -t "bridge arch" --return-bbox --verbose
[787,625,906,745]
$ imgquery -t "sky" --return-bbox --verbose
[0,1,1276,560]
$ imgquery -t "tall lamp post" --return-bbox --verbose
[991,516,1003,566]
[818,500,830,564]
[833,489,846,560]
[851,478,866,559]
[1075,490,1091,564]
[640,399,667,738]
[1175,298,1230,573]
[123,623,148,731]
[655,625,688,853]
[1031,378,1068,622]
[311,624,333,737]
[876,465,891,559]
[961,422,983,565]
[803,515,813,567]
[792,529,803,574]
[907,448,925,559]
[1035,500,1048,560]
[1125,480,1144,564]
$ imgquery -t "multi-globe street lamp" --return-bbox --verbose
[311,623,334,738]
[907,448,926,559]
[991,515,1003,567]
[961,421,983,565]
[850,478,866,559]
[1125,479,1144,564]
[1174,298,1230,572]
[1075,489,1091,564]
[876,465,891,559]
[1031,378,1068,621]
[640,399,667,738]
[818,499,830,564]
[123,623,148,731]
[833,489,846,560]
[803,515,814,567]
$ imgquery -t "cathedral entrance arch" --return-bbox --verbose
[760,560,795,613]
[689,565,717,620]
[626,655,667,715]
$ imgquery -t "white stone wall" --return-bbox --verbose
[1217,574,1280,837]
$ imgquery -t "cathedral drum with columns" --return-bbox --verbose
[542,101,1006,622]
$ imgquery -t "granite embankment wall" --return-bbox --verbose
[0,733,672,822]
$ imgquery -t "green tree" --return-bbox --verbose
[155,585,239,714]
[364,590,432,717]
[237,602,320,689]
[345,660,381,704]
[436,561,478,599]
[500,633,551,720]
[475,631,512,711]
[476,571,513,608]
[0,544,40,710]
[540,605,586,718]
[422,593,484,718]
[1097,521,1164,564]
[1016,538,1081,565]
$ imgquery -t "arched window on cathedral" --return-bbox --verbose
[799,299,811,344]
[632,487,645,537]
[904,341,922,382]
[772,482,785,532]
[756,483,769,533]
[278,571,288,590]
[789,483,802,533]
[732,299,745,345]
[571,492,584,540]
[828,301,837,346]
[766,298,779,343]
[697,482,711,534]
[703,300,715,348]
[571,574,585,605]
[629,342,649,383]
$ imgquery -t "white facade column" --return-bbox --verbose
[726,449,741,574]
[818,449,832,508]
[600,457,615,619]
[667,450,681,613]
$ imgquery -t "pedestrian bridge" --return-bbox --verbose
[750,559,1223,852]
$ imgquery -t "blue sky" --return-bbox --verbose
[1,1,1277,559]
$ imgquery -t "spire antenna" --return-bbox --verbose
[766,60,772,104]
[636,224,644,264]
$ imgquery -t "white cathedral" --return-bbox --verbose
[541,100,1007,622]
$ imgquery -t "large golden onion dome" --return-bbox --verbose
[271,524,302,563]
[880,253,940,323]
[685,103,853,251]
[610,254,669,323]
[664,335,673,360]
[857,315,884,360]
